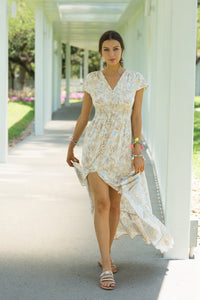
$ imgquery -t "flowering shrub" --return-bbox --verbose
[8,88,35,102]
[61,91,84,103]
[8,89,84,103]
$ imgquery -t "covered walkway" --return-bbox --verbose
[0,104,199,299]
[0,0,198,259]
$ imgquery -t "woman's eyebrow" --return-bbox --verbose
[103,46,120,48]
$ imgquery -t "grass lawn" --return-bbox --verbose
[69,98,83,103]
[8,101,34,141]
[8,98,81,142]
[195,96,200,108]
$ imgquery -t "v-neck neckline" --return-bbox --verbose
[100,69,127,91]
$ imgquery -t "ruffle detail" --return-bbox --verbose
[135,71,149,91]
[83,72,93,95]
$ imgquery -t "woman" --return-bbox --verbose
[66,30,174,290]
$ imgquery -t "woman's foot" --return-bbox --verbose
[100,270,116,290]
[98,259,118,273]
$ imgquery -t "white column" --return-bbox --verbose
[49,25,53,119]
[35,7,45,135]
[43,19,53,123]
[80,57,83,84]
[163,0,197,259]
[84,48,89,78]
[56,39,62,110]
[65,42,71,106]
[52,39,58,113]
[100,57,104,70]
[0,0,8,163]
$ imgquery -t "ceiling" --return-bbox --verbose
[27,0,143,50]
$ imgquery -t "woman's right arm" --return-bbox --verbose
[66,91,93,167]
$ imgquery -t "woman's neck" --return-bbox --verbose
[104,63,123,75]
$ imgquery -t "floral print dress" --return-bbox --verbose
[72,70,174,254]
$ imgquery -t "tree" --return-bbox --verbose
[62,44,101,78]
[8,0,35,89]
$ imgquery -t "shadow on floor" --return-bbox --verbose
[52,103,95,121]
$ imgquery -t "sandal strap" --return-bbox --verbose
[100,271,116,284]
[100,270,113,277]
[100,270,112,275]
[100,277,116,283]
[100,275,114,279]
[100,278,115,283]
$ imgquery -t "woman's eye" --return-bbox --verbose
[103,48,120,52]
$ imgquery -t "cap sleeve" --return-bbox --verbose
[83,72,93,94]
[135,72,149,91]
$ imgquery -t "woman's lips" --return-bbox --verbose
[110,59,115,62]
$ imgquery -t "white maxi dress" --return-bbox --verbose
[72,69,174,254]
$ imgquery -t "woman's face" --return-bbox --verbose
[101,39,123,67]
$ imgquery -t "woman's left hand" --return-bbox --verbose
[133,156,145,174]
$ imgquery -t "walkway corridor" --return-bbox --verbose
[0,104,199,300]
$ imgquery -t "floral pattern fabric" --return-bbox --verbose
[72,70,174,254]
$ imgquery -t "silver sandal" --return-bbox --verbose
[99,270,116,290]
[98,259,118,273]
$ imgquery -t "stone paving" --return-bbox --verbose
[0,103,199,300]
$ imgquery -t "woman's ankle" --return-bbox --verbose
[102,260,112,271]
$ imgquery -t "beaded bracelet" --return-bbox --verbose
[130,137,144,150]
[131,144,144,149]
[131,154,145,160]
[70,137,79,145]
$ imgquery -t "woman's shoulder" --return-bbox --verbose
[125,69,146,81]
[85,70,100,79]
[83,71,100,93]
[125,69,142,77]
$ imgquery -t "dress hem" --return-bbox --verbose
[72,161,174,254]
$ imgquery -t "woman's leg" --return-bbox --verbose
[98,186,121,265]
[87,173,113,279]
[109,186,121,250]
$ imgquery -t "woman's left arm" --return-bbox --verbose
[131,88,145,172]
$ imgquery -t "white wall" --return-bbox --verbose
[121,6,147,74]
[144,0,171,213]
[120,2,169,211]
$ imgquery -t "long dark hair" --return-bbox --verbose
[98,30,125,68]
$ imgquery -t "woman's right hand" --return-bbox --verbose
[66,144,80,167]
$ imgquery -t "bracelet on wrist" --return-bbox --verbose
[131,154,145,160]
[130,137,144,149]
[130,143,144,150]
[70,137,79,145]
